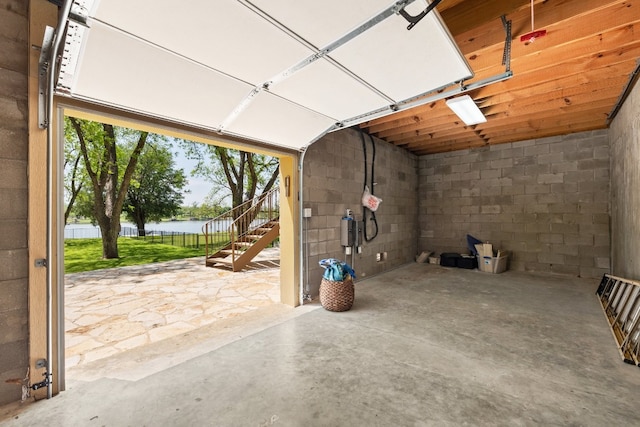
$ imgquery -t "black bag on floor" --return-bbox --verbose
[456,255,478,269]
[440,253,461,267]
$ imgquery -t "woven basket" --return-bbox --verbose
[320,276,354,312]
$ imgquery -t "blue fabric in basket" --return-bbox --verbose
[319,258,356,281]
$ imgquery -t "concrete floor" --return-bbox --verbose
[2,263,639,426]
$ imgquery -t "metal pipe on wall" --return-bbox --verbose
[45,0,73,399]
[298,147,310,304]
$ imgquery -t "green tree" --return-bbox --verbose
[67,117,150,258]
[63,130,86,225]
[182,143,279,210]
[123,144,187,236]
[181,143,279,237]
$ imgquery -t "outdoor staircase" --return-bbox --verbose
[203,187,279,272]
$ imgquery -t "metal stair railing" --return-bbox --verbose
[203,186,279,265]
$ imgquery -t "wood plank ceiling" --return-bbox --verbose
[359,0,640,155]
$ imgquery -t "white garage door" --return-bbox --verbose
[57,0,472,151]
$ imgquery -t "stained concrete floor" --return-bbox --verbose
[2,263,640,426]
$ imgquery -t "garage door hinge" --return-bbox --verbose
[30,374,51,391]
[35,258,48,268]
[31,359,51,391]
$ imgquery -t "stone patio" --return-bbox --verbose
[64,248,280,375]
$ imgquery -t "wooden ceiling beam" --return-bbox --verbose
[413,121,605,155]
[373,70,629,141]
[360,1,638,155]
[473,55,640,105]
[362,37,640,135]
[450,0,630,55]
[362,29,640,133]
[462,2,640,73]
[482,107,612,137]
[397,102,614,150]
[486,123,607,145]
[438,0,531,37]
[483,84,622,117]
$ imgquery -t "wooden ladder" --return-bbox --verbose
[596,274,640,366]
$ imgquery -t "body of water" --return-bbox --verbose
[64,220,230,239]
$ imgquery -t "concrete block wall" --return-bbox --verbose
[609,79,640,281]
[418,130,610,279]
[303,128,418,298]
[0,0,29,406]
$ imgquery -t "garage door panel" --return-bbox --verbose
[224,91,335,150]
[71,21,253,130]
[270,58,390,119]
[249,0,393,48]
[58,0,473,151]
[90,0,314,85]
[329,5,472,102]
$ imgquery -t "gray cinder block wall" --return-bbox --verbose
[302,128,418,298]
[0,0,29,406]
[609,80,640,281]
[419,130,610,279]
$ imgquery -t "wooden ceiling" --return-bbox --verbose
[359,0,640,155]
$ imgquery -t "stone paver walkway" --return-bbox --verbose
[64,249,280,372]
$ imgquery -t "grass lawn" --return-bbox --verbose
[65,238,206,273]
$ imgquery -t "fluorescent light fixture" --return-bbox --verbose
[445,95,486,125]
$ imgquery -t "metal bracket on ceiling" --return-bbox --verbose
[38,27,55,129]
[46,0,90,25]
[398,0,443,30]
[69,0,90,25]
[501,15,512,73]
[607,59,640,124]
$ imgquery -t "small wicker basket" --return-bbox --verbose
[319,276,354,312]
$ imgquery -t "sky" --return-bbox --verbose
[171,144,212,206]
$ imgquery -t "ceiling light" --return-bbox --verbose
[445,95,486,125]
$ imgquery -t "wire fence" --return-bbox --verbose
[65,226,209,249]
[64,222,277,251]
[120,227,205,249]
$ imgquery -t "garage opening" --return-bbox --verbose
[59,109,296,382]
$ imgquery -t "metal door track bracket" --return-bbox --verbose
[501,15,512,72]
[399,0,443,30]
[38,26,54,129]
